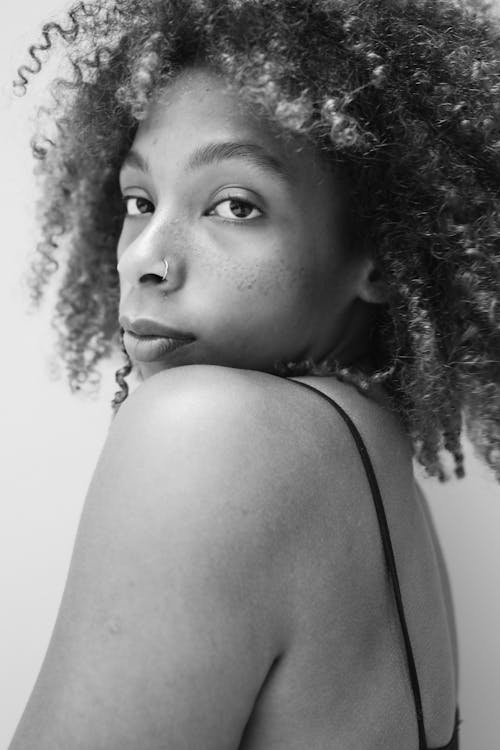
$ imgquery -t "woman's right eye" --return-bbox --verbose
[122,196,154,216]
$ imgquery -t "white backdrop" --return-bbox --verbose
[0,3,499,749]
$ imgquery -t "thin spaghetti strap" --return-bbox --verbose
[287,379,428,750]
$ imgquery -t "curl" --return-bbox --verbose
[111,329,133,414]
[14,2,99,93]
[17,0,500,482]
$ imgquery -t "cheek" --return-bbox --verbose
[226,255,318,319]
[193,246,266,295]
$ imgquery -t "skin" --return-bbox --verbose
[117,67,384,380]
[9,68,457,750]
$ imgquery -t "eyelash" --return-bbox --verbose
[206,196,263,222]
[121,195,263,223]
[121,196,154,217]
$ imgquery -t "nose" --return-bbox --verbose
[117,217,185,289]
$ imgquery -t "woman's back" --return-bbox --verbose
[237,372,458,749]
[9,365,459,750]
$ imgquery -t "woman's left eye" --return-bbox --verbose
[208,198,262,221]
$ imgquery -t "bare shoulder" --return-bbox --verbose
[110,364,411,518]
[106,365,391,559]
[113,363,297,435]
[114,362,324,433]
[11,366,323,749]
[110,364,353,499]
[110,363,325,480]
[95,364,321,570]
[115,362,401,448]
[108,365,415,580]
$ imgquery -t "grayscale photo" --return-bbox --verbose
[1,1,499,748]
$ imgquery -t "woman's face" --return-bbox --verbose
[117,67,373,379]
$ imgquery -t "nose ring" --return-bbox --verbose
[161,258,169,281]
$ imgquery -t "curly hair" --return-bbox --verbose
[16,0,500,482]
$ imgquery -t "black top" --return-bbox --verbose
[288,379,459,750]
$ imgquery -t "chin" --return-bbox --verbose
[137,361,170,380]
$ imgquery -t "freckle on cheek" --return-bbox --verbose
[236,271,260,292]
[218,258,260,292]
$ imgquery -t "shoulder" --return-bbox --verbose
[113,364,384,450]
[113,363,288,432]
[108,365,407,503]
[114,363,306,429]
[103,365,414,573]
[104,367,410,567]
[98,365,341,559]
[100,364,296,515]
[109,364,347,487]
[288,374,412,464]
[109,364,312,481]
[102,366,370,572]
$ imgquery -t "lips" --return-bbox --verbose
[119,316,194,340]
[119,316,195,362]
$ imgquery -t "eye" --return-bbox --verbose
[122,196,154,216]
[208,198,262,221]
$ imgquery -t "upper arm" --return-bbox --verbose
[10,367,292,750]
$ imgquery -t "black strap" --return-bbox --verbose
[288,379,428,750]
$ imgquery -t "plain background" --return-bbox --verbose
[0,2,499,748]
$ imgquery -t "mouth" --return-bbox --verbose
[119,316,195,363]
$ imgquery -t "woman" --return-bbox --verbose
[10,1,500,747]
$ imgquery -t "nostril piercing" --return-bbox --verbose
[161,258,169,281]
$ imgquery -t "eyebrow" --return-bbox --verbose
[120,141,292,183]
[187,142,291,182]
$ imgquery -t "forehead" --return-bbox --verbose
[146,68,254,134]
[128,67,330,185]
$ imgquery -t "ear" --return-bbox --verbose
[356,258,389,305]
